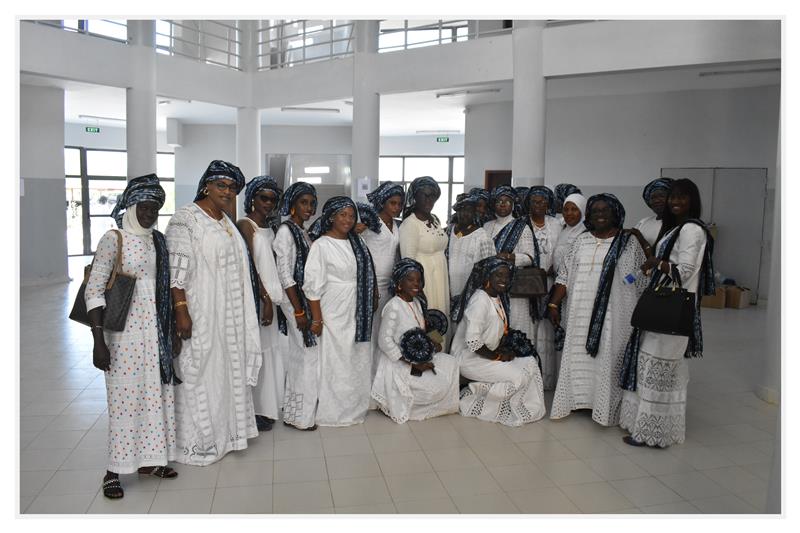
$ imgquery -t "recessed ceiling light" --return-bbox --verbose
[435,88,502,98]
[304,166,330,174]
[78,114,126,123]
[296,177,322,184]
[415,129,461,134]
[281,106,341,113]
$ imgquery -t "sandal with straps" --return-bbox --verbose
[102,477,124,499]
[138,466,178,479]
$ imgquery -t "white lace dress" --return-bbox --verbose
[483,214,514,240]
[273,223,320,429]
[238,218,285,421]
[448,227,496,298]
[85,229,177,474]
[550,233,646,426]
[634,215,664,248]
[399,214,450,316]
[452,290,546,426]
[620,224,707,447]
[531,216,562,390]
[166,205,261,466]
[371,296,460,423]
[303,236,372,427]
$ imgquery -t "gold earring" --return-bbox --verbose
[203,187,209,196]
[290,207,296,216]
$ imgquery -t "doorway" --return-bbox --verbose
[485,170,511,190]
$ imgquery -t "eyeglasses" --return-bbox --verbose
[211,181,237,192]
[495,199,513,206]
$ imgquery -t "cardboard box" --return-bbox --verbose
[701,287,726,309]
[725,286,751,309]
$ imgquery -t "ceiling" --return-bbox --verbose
[22,60,779,137]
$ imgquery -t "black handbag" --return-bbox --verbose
[631,267,695,336]
[509,266,549,297]
[69,230,137,332]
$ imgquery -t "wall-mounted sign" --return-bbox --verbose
[85,127,101,133]
[436,136,449,143]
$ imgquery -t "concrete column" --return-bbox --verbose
[236,106,262,215]
[126,20,157,179]
[510,20,546,187]
[351,20,380,199]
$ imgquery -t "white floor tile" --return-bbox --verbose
[395,497,458,514]
[609,477,683,508]
[326,453,382,479]
[538,459,603,486]
[211,485,273,514]
[336,502,397,514]
[88,490,157,514]
[384,472,449,502]
[692,494,759,514]
[437,466,503,497]
[272,480,333,513]
[489,463,555,492]
[656,470,730,500]
[451,492,520,514]
[26,491,97,514]
[322,435,374,457]
[701,465,768,494]
[560,481,635,513]
[376,450,433,476]
[424,447,483,471]
[150,488,214,514]
[507,487,581,514]
[216,460,273,488]
[586,455,650,481]
[329,476,391,508]
[273,457,328,484]
[368,432,420,454]
[640,501,701,514]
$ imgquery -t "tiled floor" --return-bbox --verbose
[19,269,778,514]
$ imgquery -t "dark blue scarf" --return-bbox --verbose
[493,216,543,320]
[153,230,180,385]
[276,219,317,348]
[620,219,715,391]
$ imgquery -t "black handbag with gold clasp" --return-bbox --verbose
[630,267,695,336]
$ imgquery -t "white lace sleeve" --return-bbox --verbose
[671,224,707,284]
[165,207,195,290]
[273,225,298,290]
[476,228,496,262]
[555,236,580,287]
[302,239,327,301]
[463,292,489,353]
[84,230,119,311]
[378,299,405,361]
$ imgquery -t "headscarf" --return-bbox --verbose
[280,182,318,217]
[562,193,587,222]
[582,193,631,357]
[642,178,674,208]
[620,220,715,394]
[490,185,517,211]
[244,175,282,214]
[553,193,588,273]
[111,174,177,385]
[389,258,432,320]
[468,187,492,223]
[367,181,405,212]
[513,186,530,217]
[193,160,245,202]
[111,173,165,229]
[527,186,556,217]
[554,183,582,208]
[402,176,441,222]
[314,196,378,343]
[451,256,514,324]
[308,201,381,240]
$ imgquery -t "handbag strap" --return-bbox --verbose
[106,229,124,290]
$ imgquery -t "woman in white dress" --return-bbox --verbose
[305,196,378,426]
[483,186,517,240]
[372,258,460,423]
[399,176,450,317]
[547,194,647,426]
[236,175,285,432]
[273,182,320,431]
[620,179,715,448]
[167,160,262,466]
[451,257,546,426]
[448,194,496,300]
[86,174,179,499]
[631,178,674,249]
[494,186,562,390]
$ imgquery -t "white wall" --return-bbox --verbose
[64,123,171,152]
[262,125,352,155]
[380,135,464,156]
[464,101,513,188]
[173,125,236,207]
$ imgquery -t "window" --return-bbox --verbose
[65,147,175,256]
[379,155,464,225]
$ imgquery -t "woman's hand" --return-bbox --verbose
[432,340,443,353]
[354,222,367,235]
[410,361,436,375]
[310,320,323,336]
[548,305,561,327]
[175,306,193,340]
[623,228,643,239]
[295,314,310,331]
[92,335,111,372]
[640,256,662,273]
[497,251,515,263]
[261,295,273,326]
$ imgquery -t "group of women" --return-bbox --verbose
[85,161,714,499]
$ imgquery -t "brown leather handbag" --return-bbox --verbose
[509,266,549,297]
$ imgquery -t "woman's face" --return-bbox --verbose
[476,199,488,218]
[293,194,316,221]
[397,270,422,300]
[648,189,668,216]
[562,201,582,228]
[494,195,513,218]
[253,189,278,217]
[487,265,512,295]
[331,206,356,235]
[206,178,237,212]
[668,191,692,218]
[383,194,404,219]
[457,204,477,227]
[414,186,439,216]
[135,201,160,229]
[588,200,614,232]
[528,194,550,217]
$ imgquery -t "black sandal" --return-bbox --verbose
[102,477,124,499]
[138,466,178,478]
[283,421,318,431]
[622,436,647,447]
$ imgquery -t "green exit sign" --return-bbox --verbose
[85,127,101,133]
[436,136,449,143]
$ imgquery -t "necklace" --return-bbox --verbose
[404,299,425,329]
[489,296,509,335]
[199,204,233,237]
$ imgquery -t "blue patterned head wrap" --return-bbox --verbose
[554,183,582,207]
[469,187,490,204]
[452,194,477,211]
[314,196,357,237]
[642,178,674,208]
[584,193,626,231]
[451,256,515,324]
[111,173,165,228]
[526,186,556,216]
[194,160,245,201]
[389,258,425,296]
[367,181,405,212]
[244,175,282,215]
[280,182,318,216]
[491,185,517,204]
[403,176,441,221]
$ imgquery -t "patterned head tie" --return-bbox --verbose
[389,258,425,296]
[111,173,165,228]
[490,185,517,204]
[314,196,357,237]
[356,202,382,234]
[194,160,246,201]
[513,186,530,216]
[642,177,674,207]
[280,182,318,216]
[402,176,441,219]
[451,256,515,324]
[468,187,490,204]
[526,185,556,216]
[554,183,582,206]
[366,181,405,212]
[424,309,448,336]
[451,194,477,211]
[583,193,626,231]
[244,175,282,214]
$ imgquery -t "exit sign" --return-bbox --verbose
[85,127,101,133]
[436,136,449,143]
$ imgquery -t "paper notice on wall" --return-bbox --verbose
[357,176,370,198]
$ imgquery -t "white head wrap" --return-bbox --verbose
[122,204,156,236]
[562,193,587,227]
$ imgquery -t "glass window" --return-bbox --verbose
[161,181,176,214]
[87,150,127,176]
[432,183,450,226]
[65,148,81,176]
[86,20,127,41]
[451,182,464,202]
[65,177,84,256]
[379,157,403,182]
[157,153,175,178]
[404,157,449,183]
[89,217,118,252]
[157,215,172,232]
[452,157,465,182]
[88,179,126,215]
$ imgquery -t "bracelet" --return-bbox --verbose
[174,301,188,308]
[547,303,558,309]
[92,325,103,330]
[294,309,305,317]
[311,320,323,325]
